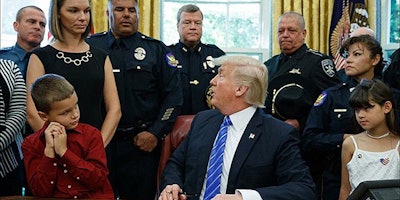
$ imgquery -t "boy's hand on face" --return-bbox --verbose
[44,125,55,148]
[43,122,68,157]
[52,124,68,157]
[44,122,62,158]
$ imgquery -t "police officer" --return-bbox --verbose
[86,0,183,199]
[302,35,400,200]
[0,6,46,79]
[264,11,340,131]
[302,79,359,200]
[168,4,225,114]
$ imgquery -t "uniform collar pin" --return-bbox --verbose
[249,133,255,139]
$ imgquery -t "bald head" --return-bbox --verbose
[350,27,375,38]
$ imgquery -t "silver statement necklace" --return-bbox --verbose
[56,51,92,66]
[365,131,390,139]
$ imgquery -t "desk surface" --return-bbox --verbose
[0,197,37,200]
[0,197,96,200]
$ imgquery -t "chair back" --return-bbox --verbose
[157,115,195,193]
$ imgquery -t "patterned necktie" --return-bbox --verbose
[203,116,232,200]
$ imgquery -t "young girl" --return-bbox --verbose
[339,79,400,199]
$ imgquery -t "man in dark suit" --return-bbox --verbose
[159,55,315,200]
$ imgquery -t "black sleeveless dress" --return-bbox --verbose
[32,45,106,129]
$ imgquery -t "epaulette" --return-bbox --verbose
[139,33,157,41]
[0,46,13,52]
[306,49,324,57]
[324,82,348,94]
[203,43,221,49]
[87,31,107,38]
[335,82,347,90]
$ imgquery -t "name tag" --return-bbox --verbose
[113,69,120,73]
[334,109,347,112]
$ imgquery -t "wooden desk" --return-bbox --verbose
[0,196,37,200]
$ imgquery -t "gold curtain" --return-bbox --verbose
[271,0,376,55]
[366,0,376,32]
[138,0,160,39]
[91,0,108,33]
[91,0,160,38]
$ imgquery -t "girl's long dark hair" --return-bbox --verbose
[349,79,398,135]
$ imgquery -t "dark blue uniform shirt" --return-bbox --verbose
[168,41,225,114]
[264,44,340,129]
[86,31,183,139]
[302,78,359,200]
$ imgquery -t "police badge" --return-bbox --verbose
[134,47,146,60]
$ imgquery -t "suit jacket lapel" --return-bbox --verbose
[227,109,263,188]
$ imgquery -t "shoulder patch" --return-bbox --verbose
[313,91,328,107]
[307,49,324,57]
[165,52,178,68]
[321,59,335,77]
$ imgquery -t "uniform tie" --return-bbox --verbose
[203,116,232,200]
[280,54,290,66]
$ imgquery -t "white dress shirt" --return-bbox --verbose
[199,106,262,200]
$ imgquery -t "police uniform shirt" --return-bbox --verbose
[0,43,30,79]
[86,31,183,139]
[168,41,225,115]
[264,44,340,119]
[301,78,360,200]
[265,44,339,92]
[303,78,359,154]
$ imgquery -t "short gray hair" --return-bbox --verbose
[278,11,305,30]
[177,4,203,23]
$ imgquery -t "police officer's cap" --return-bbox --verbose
[268,74,320,120]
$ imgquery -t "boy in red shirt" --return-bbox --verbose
[22,74,113,199]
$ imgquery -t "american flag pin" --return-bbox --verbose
[380,158,390,165]
[249,133,255,139]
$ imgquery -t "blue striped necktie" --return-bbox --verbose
[203,116,232,200]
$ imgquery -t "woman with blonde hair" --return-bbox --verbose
[26,0,121,147]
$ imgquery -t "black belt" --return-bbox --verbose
[117,126,137,132]
[114,125,148,141]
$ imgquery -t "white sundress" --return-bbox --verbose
[346,135,400,193]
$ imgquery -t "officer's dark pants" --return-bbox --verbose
[322,171,341,200]
[321,157,341,200]
[108,132,160,200]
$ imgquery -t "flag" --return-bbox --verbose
[329,0,370,71]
